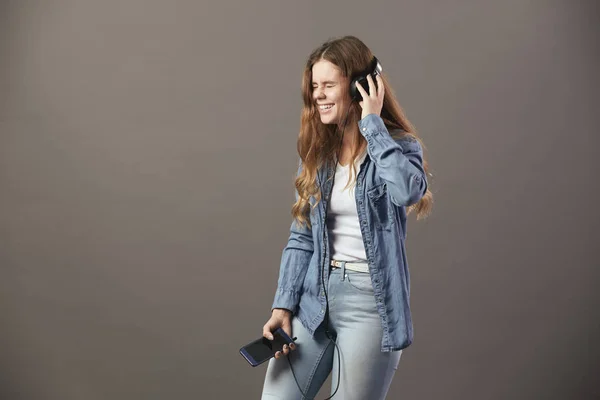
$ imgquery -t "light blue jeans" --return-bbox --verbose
[261,264,402,400]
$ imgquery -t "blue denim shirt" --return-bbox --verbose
[271,114,428,352]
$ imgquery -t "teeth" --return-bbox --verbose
[319,104,334,110]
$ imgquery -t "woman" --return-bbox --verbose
[261,36,433,400]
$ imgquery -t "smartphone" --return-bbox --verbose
[240,328,295,367]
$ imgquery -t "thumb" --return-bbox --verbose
[262,322,275,340]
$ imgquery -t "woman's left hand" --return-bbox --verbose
[355,74,384,120]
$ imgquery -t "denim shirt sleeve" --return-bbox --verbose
[271,159,314,314]
[359,114,428,206]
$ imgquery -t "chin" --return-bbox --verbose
[320,116,338,125]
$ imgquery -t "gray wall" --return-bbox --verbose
[1,1,598,399]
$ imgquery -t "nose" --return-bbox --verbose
[315,87,325,99]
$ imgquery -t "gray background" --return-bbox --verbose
[1,0,598,399]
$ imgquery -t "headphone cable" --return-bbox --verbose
[286,101,353,399]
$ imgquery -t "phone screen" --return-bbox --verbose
[241,330,290,365]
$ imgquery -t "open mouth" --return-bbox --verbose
[318,104,334,112]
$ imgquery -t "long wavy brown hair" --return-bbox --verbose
[292,35,433,229]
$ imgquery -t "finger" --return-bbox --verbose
[289,342,296,350]
[262,324,274,340]
[274,351,281,359]
[282,344,289,355]
[366,74,376,97]
[376,75,384,98]
[355,80,367,97]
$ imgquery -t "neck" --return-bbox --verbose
[339,125,360,149]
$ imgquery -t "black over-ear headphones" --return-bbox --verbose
[349,56,383,102]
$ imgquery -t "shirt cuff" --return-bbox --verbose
[271,289,299,314]
[358,114,388,137]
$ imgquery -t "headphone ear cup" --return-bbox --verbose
[350,56,382,102]
[350,78,360,101]
[351,77,368,102]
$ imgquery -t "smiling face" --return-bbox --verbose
[311,59,351,125]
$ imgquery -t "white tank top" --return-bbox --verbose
[326,151,368,262]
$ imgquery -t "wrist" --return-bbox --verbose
[361,112,378,120]
[272,308,292,316]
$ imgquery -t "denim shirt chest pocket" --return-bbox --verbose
[366,182,395,231]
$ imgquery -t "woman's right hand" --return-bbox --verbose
[262,308,296,359]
